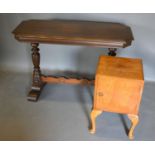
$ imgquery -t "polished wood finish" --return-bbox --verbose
[12,20,134,101]
[31,43,42,89]
[27,43,44,101]
[89,56,144,139]
[13,20,134,48]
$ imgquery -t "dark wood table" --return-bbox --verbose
[12,19,134,101]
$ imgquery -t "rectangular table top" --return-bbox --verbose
[13,19,134,48]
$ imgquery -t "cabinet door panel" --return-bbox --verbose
[94,76,143,114]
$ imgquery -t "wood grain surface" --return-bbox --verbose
[13,19,134,48]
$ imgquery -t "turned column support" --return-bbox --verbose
[27,43,45,101]
[108,48,117,56]
[31,43,42,90]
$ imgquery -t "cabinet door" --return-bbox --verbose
[94,76,143,114]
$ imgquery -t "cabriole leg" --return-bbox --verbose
[128,114,139,140]
[89,109,102,134]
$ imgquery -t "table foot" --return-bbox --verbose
[27,83,45,101]
[27,89,41,101]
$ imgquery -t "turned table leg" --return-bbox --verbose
[108,48,117,56]
[27,43,45,101]
[89,109,102,134]
[128,114,139,140]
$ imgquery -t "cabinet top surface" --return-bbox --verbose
[97,56,144,80]
[12,20,134,48]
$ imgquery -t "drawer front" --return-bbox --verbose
[94,76,143,114]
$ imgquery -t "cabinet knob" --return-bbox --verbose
[98,92,104,96]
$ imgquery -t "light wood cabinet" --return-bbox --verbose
[89,56,144,139]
